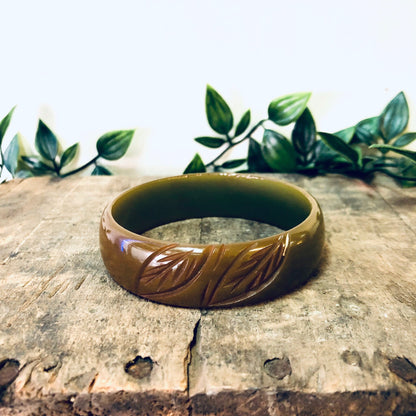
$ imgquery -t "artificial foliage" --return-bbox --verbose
[184,86,416,186]
[0,109,134,181]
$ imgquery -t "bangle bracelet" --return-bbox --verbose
[99,173,325,308]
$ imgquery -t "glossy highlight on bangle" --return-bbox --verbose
[99,173,325,308]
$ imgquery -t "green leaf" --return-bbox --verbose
[379,91,409,142]
[0,106,16,147]
[96,129,134,160]
[21,155,54,174]
[354,127,375,145]
[399,157,416,174]
[205,85,234,135]
[15,169,34,178]
[319,132,361,167]
[261,129,297,172]
[3,134,20,175]
[397,158,416,186]
[335,126,356,144]
[352,144,363,166]
[183,153,206,174]
[247,138,272,172]
[60,143,79,168]
[370,144,416,163]
[292,107,316,156]
[91,165,112,175]
[354,116,380,145]
[392,132,416,147]
[268,92,311,126]
[35,120,59,161]
[314,140,337,163]
[221,159,246,169]
[194,136,226,149]
[234,110,251,137]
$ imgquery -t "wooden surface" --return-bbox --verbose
[0,174,416,415]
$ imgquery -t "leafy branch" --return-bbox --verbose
[0,107,17,180]
[0,109,135,180]
[184,86,416,187]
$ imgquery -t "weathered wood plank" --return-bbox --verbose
[1,174,416,415]
[188,175,416,401]
[373,175,416,235]
[1,177,78,263]
[0,177,200,413]
[0,178,24,197]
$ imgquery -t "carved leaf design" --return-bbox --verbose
[203,233,289,306]
[132,233,289,307]
[135,243,222,297]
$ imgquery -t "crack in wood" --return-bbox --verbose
[87,373,99,393]
[74,275,87,291]
[15,359,41,392]
[19,264,66,311]
[186,317,201,398]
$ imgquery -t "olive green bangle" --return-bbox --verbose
[99,173,325,308]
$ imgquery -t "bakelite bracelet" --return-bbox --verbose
[99,173,325,308]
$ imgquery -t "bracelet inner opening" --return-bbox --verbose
[112,176,312,235]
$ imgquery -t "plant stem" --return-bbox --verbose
[52,159,60,175]
[370,163,399,168]
[60,155,100,178]
[0,148,4,178]
[205,119,267,168]
[371,168,416,182]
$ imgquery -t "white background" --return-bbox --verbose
[1,0,416,177]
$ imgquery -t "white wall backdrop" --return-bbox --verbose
[1,0,416,176]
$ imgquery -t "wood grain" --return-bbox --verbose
[1,174,416,415]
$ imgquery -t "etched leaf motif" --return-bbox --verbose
[203,233,289,306]
[136,243,191,293]
[135,243,223,298]
[131,234,289,307]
